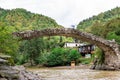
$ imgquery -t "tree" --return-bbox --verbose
[88,21,104,37]
[0,22,19,59]
[20,38,45,65]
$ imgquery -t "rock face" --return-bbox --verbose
[0,55,41,80]
[13,28,120,70]
[0,66,40,80]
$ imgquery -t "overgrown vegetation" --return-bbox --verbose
[77,7,120,44]
[45,48,80,67]
[77,7,120,30]
[0,8,62,65]
[0,6,120,67]
[77,7,120,65]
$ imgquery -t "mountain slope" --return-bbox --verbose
[0,8,61,31]
[77,7,120,30]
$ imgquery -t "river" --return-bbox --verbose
[27,66,120,80]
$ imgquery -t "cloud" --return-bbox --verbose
[0,0,120,27]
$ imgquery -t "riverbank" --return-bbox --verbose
[27,65,120,80]
[26,64,91,71]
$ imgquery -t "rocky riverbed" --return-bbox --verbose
[27,66,120,80]
[1,54,120,80]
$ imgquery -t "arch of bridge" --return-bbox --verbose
[13,28,120,70]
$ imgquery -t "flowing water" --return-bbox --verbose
[27,66,120,80]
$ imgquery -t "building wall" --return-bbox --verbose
[64,43,85,48]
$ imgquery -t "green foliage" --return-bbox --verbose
[102,18,120,38]
[0,22,19,59]
[79,58,91,64]
[46,48,80,67]
[87,21,104,36]
[77,7,120,65]
[107,32,120,44]
[46,48,67,66]
[77,7,120,44]
[115,29,120,36]
[16,54,28,65]
[67,49,80,64]
[83,17,120,44]
[0,8,61,31]
[19,38,46,65]
[93,47,105,64]
[77,7,120,30]
[0,8,63,65]
[36,51,49,65]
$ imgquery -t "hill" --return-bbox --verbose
[77,7,120,30]
[0,8,63,62]
[0,8,61,31]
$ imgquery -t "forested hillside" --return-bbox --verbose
[77,7,120,44]
[77,7,120,30]
[0,8,61,31]
[0,8,63,65]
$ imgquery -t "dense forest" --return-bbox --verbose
[0,8,63,65]
[0,8,78,66]
[77,7,120,44]
[0,8,61,30]
[1,7,120,67]
[77,7,120,30]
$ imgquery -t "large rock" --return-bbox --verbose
[0,54,12,66]
[0,66,41,80]
[0,54,41,80]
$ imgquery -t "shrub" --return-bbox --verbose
[67,49,80,64]
[16,54,27,65]
[46,48,80,67]
[93,47,105,65]
[79,58,91,64]
[46,48,65,66]
[36,52,49,66]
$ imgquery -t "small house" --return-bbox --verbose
[78,44,95,57]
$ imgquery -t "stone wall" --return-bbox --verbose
[13,28,120,70]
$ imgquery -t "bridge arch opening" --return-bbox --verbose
[13,28,120,70]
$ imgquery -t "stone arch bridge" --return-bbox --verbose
[13,28,120,70]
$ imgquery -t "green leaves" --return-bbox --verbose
[0,23,19,59]
[107,32,120,44]
[77,7,120,31]
[0,8,62,64]
[0,8,61,31]
[46,48,80,67]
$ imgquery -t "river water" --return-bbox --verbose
[27,66,120,80]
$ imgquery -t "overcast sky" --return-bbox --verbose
[0,0,120,28]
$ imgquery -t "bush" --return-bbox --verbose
[93,47,105,64]
[67,49,80,64]
[107,32,120,44]
[46,48,65,66]
[79,58,91,64]
[46,48,80,67]
[36,52,50,66]
[16,54,28,65]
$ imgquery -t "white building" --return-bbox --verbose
[64,42,85,48]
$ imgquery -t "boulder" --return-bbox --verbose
[0,54,41,80]
[0,66,41,80]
